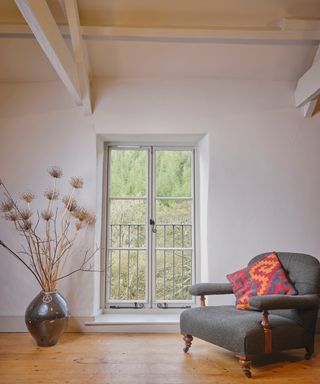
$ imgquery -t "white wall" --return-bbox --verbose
[1,77,320,323]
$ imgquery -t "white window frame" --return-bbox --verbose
[102,143,198,312]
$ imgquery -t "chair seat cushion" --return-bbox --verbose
[180,306,305,355]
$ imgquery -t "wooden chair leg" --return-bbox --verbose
[261,310,272,354]
[182,333,193,353]
[238,355,252,378]
[305,346,314,360]
[200,295,206,307]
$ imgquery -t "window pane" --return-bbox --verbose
[109,250,146,300]
[110,224,146,249]
[155,250,192,301]
[110,199,147,224]
[108,197,147,301]
[155,199,192,248]
[156,223,192,248]
[106,147,194,306]
[156,150,192,197]
[156,199,192,224]
[155,198,193,301]
[110,149,147,197]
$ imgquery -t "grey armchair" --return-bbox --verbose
[180,253,320,378]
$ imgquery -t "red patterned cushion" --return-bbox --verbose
[227,252,297,310]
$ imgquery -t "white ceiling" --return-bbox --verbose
[0,37,317,83]
[86,40,317,81]
[76,0,320,28]
[0,39,59,82]
[1,0,320,28]
[0,0,319,83]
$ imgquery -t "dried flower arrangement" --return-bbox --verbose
[0,167,97,292]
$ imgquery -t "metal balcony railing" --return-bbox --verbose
[107,223,192,302]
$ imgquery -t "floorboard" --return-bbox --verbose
[0,333,319,383]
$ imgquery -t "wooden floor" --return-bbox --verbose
[0,333,319,383]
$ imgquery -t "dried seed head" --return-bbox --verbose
[47,166,63,179]
[72,207,88,222]
[0,199,14,212]
[73,208,95,225]
[44,189,59,201]
[21,220,32,231]
[62,195,77,212]
[21,192,35,204]
[75,222,82,231]
[85,213,96,225]
[41,209,54,221]
[4,211,19,222]
[19,209,32,221]
[70,176,84,189]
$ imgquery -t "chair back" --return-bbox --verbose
[249,252,320,295]
[249,252,320,335]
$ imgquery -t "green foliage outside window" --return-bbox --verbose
[108,148,193,302]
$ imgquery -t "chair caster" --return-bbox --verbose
[238,355,252,378]
[243,370,252,378]
[182,333,193,353]
[305,347,313,360]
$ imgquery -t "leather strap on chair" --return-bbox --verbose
[261,310,272,353]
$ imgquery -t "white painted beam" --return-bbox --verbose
[295,46,320,107]
[15,0,81,105]
[58,0,67,19]
[280,18,320,31]
[1,23,320,42]
[65,0,92,114]
[303,99,318,117]
[76,25,320,42]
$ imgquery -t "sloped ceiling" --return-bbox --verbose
[1,0,320,28]
[0,0,319,83]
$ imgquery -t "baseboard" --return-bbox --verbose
[0,316,28,332]
[0,316,94,333]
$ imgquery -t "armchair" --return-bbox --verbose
[180,252,320,378]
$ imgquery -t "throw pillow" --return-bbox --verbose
[227,252,297,309]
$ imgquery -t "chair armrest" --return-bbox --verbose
[249,294,320,311]
[189,283,233,296]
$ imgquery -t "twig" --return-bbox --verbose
[0,240,42,286]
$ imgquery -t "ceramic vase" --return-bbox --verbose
[25,291,70,347]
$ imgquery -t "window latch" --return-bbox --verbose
[157,303,192,309]
[149,218,157,233]
[109,302,145,309]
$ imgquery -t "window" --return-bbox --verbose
[105,145,195,309]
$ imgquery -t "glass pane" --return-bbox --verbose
[110,149,147,197]
[155,200,192,248]
[155,250,192,300]
[156,150,192,197]
[110,224,146,249]
[110,199,147,225]
[109,250,146,300]
[107,146,148,302]
[155,197,192,301]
